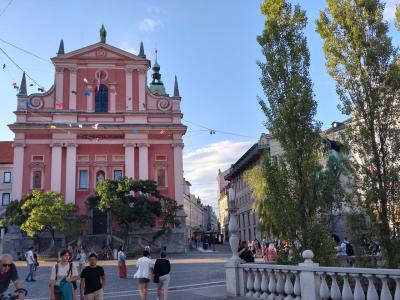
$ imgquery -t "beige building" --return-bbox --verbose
[217,169,230,241]
[225,134,282,242]
[0,142,13,210]
[183,179,206,241]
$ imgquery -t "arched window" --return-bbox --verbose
[95,84,108,112]
[96,170,105,184]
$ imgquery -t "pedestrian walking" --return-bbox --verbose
[0,254,25,299]
[32,249,39,280]
[133,250,154,300]
[117,246,127,279]
[25,247,36,282]
[154,252,171,300]
[49,249,79,300]
[80,253,106,300]
[78,247,88,273]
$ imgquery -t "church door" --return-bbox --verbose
[92,208,108,234]
[95,84,108,112]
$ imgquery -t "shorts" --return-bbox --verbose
[138,278,150,284]
[158,274,170,289]
[84,288,104,300]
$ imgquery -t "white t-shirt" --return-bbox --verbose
[134,257,154,279]
[26,250,34,265]
[50,262,78,286]
[79,252,87,264]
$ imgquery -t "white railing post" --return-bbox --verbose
[225,187,242,297]
[299,250,320,300]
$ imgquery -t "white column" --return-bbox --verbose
[138,143,149,179]
[173,143,184,205]
[55,67,64,107]
[138,68,146,111]
[125,68,133,111]
[69,67,77,110]
[86,85,94,112]
[65,144,77,203]
[110,86,116,113]
[50,143,62,193]
[124,143,135,179]
[11,142,25,200]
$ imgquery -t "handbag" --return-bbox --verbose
[153,274,159,283]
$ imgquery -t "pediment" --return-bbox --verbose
[52,43,146,62]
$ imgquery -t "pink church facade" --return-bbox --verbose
[9,30,186,230]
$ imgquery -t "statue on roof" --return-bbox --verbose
[100,24,107,43]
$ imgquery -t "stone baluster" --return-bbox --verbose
[365,275,379,300]
[253,269,261,298]
[319,272,330,300]
[267,270,277,300]
[377,275,393,300]
[283,270,294,300]
[227,188,240,260]
[276,270,285,300]
[246,268,254,297]
[328,273,341,300]
[394,276,400,300]
[261,269,269,299]
[293,272,301,300]
[340,273,353,300]
[352,275,365,300]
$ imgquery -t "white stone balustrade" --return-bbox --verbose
[232,250,400,300]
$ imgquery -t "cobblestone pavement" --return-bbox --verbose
[10,249,232,300]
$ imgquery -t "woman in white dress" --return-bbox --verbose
[133,250,154,300]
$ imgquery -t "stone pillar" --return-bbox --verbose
[138,68,146,111]
[124,143,135,179]
[69,67,77,110]
[299,250,320,300]
[50,143,62,193]
[65,143,77,203]
[86,85,94,112]
[109,85,116,113]
[11,142,25,201]
[225,187,242,297]
[55,67,64,107]
[125,67,133,111]
[138,143,149,180]
[173,143,184,205]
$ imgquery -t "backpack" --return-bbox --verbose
[55,262,77,290]
[345,243,354,256]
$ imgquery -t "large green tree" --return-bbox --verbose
[256,0,344,264]
[87,178,182,242]
[3,190,83,249]
[317,0,400,267]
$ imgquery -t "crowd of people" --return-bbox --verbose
[0,244,172,300]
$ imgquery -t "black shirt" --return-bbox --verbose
[0,264,18,293]
[238,247,254,263]
[153,259,171,277]
[80,266,104,295]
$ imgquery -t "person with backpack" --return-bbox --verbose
[49,249,79,300]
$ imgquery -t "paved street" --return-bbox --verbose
[11,249,231,300]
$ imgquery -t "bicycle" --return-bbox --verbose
[0,288,28,300]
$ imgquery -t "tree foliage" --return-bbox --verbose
[256,0,345,264]
[87,178,182,239]
[317,0,400,267]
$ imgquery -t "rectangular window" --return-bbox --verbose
[157,168,166,187]
[113,170,122,180]
[3,172,11,183]
[32,155,44,162]
[112,155,124,162]
[95,155,107,162]
[32,170,42,189]
[79,170,88,189]
[77,155,89,162]
[155,155,167,161]
[2,193,10,206]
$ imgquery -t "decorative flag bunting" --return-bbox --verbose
[24,101,32,107]
[29,83,34,87]
[55,102,63,109]
[187,136,193,141]
[13,85,19,90]
[83,78,89,84]
[209,130,216,135]
[131,128,137,134]
[83,90,90,96]
[71,90,77,95]
[50,125,56,129]
[92,124,99,129]
[2,64,5,69]
[160,129,165,134]
[68,123,72,128]
[12,82,16,86]
[38,86,45,92]
[78,124,83,128]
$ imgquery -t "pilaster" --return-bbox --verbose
[55,67,64,107]
[124,142,135,179]
[86,85,94,112]
[69,67,77,110]
[65,143,77,203]
[172,142,184,205]
[50,143,63,193]
[125,67,133,111]
[138,143,149,180]
[138,68,146,111]
[11,142,25,201]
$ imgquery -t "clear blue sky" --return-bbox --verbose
[0,0,399,211]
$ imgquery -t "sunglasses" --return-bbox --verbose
[2,264,12,268]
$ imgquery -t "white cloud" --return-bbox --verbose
[139,18,163,32]
[183,140,254,214]
[383,0,400,21]
[119,41,138,55]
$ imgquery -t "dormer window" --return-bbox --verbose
[95,84,108,112]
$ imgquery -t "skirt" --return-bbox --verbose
[119,260,127,278]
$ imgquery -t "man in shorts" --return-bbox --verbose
[80,253,106,300]
[0,254,25,299]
